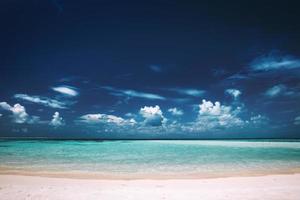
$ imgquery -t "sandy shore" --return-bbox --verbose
[0,174,300,200]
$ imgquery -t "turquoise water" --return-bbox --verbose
[0,140,300,178]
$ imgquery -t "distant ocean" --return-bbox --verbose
[0,139,300,178]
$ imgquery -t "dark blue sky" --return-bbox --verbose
[1,0,300,138]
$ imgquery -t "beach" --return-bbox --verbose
[0,174,300,200]
[1,140,300,199]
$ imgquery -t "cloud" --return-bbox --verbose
[264,84,300,98]
[140,105,166,126]
[193,99,244,130]
[14,94,68,109]
[168,88,206,97]
[79,113,136,126]
[264,84,286,97]
[124,112,136,118]
[227,73,250,80]
[101,86,165,100]
[0,102,29,123]
[149,65,162,72]
[250,115,269,126]
[168,107,184,116]
[294,116,300,125]
[225,89,241,99]
[250,54,300,71]
[50,112,64,127]
[52,85,79,97]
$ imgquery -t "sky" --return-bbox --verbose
[0,0,300,139]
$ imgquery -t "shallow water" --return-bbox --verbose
[0,139,300,178]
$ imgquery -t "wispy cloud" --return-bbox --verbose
[101,86,166,100]
[294,116,300,125]
[265,85,286,97]
[14,94,68,109]
[250,53,300,71]
[52,85,79,97]
[149,65,162,72]
[167,88,206,97]
[264,84,300,98]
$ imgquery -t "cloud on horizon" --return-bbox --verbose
[0,102,40,124]
[79,113,136,126]
[196,99,244,129]
[140,105,166,126]
[50,112,65,127]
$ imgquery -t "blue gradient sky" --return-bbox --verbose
[0,0,300,138]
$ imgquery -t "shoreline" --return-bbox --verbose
[1,167,300,180]
[1,174,300,200]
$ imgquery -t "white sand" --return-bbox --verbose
[0,174,300,200]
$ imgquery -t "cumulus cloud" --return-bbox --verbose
[79,113,136,126]
[250,54,300,71]
[50,112,65,127]
[52,85,79,97]
[194,99,244,130]
[140,105,166,126]
[168,88,205,97]
[294,116,300,125]
[14,94,68,109]
[168,107,184,116]
[0,102,29,123]
[101,86,165,100]
[225,89,241,99]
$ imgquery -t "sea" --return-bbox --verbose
[0,139,300,179]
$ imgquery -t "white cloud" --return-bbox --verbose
[140,105,166,126]
[0,102,29,123]
[101,86,165,100]
[194,99,244,130]
[79,113,136,126]
[250,54,300,71]
[168,107,184,116]
[50,112,65,127]
[52,86,79,97]
[225,89,241,99]
[250,115,269,125]
[124,112,136,118]
[168,88,206,97]
[14,94,68,109]
[294,116,300,125]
